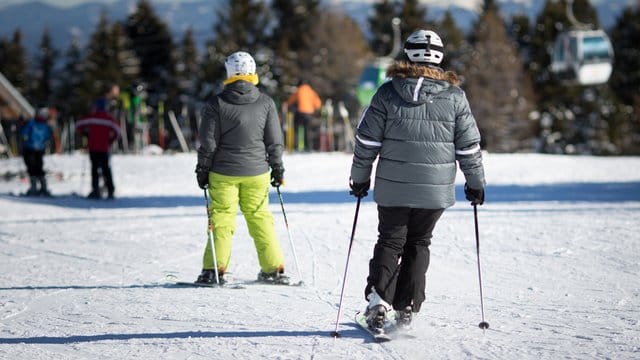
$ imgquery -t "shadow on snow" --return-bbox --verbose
[0,328,364,344]
[2,182,639,209]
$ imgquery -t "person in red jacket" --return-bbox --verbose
[76,98,120,199]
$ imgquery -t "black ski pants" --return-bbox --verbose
[293,112,312,151]
[365,206,444,312]
[89,151,114,195]
[23,149,45,177]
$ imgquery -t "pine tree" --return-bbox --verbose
[0,29,29,94]
[304,8,370,109]
[609,6,640,106]
[124,0,175,97]
[112,22,140,85]
[609,6,640,153]
[509,13,531,64]
[31,28,58,107]
[82,11,124,108]
[176,28,199,97]
[463,2,536,152]
[269,0,321,96]
[368,0,399,57]
[398,0,430,37]
[202,0,273,97]
[481,0,499,13]
[438,10,466,71]
[56,37,85,117]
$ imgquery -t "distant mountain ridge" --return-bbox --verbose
[0,0,632,56]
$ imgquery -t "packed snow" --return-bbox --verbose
[1,151,639,359]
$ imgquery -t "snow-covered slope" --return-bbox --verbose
[1,152,639,359]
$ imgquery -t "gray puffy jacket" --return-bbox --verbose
[350,62,485,209]
[197,80,283,176]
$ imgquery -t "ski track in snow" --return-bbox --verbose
[1,152,639,359]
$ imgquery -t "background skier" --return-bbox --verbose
[19,107,53,196]
[349,29,486,333]
[75,98,120,199]
[285,79,322,152]
[195,51,289,285]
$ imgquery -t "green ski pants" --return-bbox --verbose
[202,171,285,274]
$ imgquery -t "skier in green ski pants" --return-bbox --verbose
[195,51,289,285]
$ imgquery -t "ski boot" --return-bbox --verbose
[365,289,391,333]
[257,270,290,285]
[87,190,101,199]
[38,176,51,197]
[196,269,225,285]
[364,305,387,334]
[26,176,39,196]
[395,306,413,330]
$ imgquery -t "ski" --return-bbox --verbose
[354,311,392,343]
[252,279,304,287]
[169,280,245,289]
[164,275,245,289]
[164,274,302,288]
[354,311,417,342]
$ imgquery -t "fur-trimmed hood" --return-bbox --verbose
[386,61,461,105]
[387,61,460,85]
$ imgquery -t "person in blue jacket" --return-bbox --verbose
[20,107,53,196]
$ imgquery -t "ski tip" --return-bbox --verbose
[329,331,341,338]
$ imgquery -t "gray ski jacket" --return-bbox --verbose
[197,80,283,176]
[350,62,485,209]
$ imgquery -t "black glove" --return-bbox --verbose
[349,178,370,198]
[270,166,284,187]
[195,165,209,190]
[464,183,485,205]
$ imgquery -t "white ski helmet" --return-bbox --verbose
[403,29,444,65]
[224,51,256,78]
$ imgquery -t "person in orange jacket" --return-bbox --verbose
[286,79,321,151]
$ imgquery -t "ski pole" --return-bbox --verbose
[474,204,490,331]
[204,189,220,285]
[276,185,304,284]
[330,196,362,338]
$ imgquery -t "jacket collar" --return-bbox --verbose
[386,61,460,86]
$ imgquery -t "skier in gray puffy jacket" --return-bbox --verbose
[349,29,486,333]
